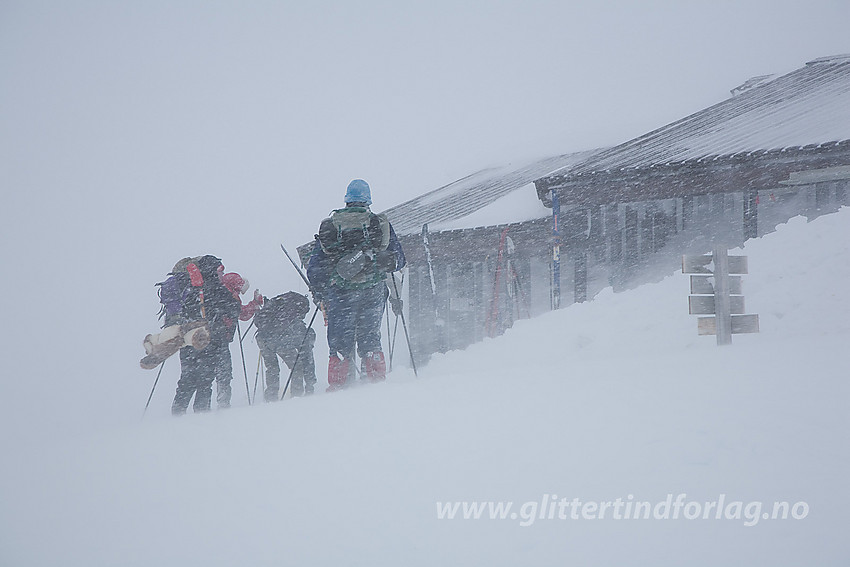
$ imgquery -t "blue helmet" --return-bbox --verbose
[344,179,371,205]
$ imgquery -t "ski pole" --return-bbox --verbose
[281,242,327,321]
[280,243,312,290]
[142,360,166,419]
[239,320,255,344]
[389,271,404,364]
[386,297,402,368]
[280,305,320,400]
[253,349,262,402]
[385,300,393,372]
[391,310,400,361]
[390,272,418,377]
[236,320,252,405]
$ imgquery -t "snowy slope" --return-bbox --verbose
[1,209,848,566]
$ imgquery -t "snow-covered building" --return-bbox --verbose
[382,151,599,360]
[534,54,850,303]
[309,54,850,365]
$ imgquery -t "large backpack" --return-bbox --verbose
[254,292,310,336]
[317,207,390,287]
[155,257,201,327]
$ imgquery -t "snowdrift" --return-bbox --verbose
[2,209,848,566]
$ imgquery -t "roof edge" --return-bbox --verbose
[806,54,850,65]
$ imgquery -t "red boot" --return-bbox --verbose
[326,355,349,392]
[363,351,386,383]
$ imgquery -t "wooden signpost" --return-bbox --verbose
[682,248,759,345]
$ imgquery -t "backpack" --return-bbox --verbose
[318,207,390,256]
[317,207,390,287]
[254,292,310,335]
[155,257,202,327]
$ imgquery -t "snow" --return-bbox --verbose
[3,3,850,565]
[2,208,848,566]
[572,60,850,173]
[428,183,550,231]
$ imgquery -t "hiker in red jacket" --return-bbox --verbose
[212,271,263,408]
[222,272,263,321]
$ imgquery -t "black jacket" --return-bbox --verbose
[182,256,241,345]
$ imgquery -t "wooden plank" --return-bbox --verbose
[689,295,715,314]
[690,275,742,295]
[697,317,717,335]
[728,256,748,274]
[683,254,747,275]
[689,295,745,315]
[729,276,742,295]
[697,314,760,335]
[690,275,715,295]
[731,314,760,334]
[538,144,850,210]
[682,254,712,274]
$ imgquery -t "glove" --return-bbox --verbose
[375,250,397,272]
[389,296,403,316]
[253,289,264,306]
[311,290,324,307]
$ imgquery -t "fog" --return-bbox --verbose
[1,0,848,439]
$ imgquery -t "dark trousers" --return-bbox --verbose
[258,320,317,400]
[325,283,387,359]
[213,342,233,408]
[172,341,229,415]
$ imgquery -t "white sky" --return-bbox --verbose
[0,1,849,433]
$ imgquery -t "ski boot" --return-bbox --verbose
[363,351,386,383]
[326,354,349,392]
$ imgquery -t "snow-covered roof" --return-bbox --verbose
[562,55,850,175]
[381,150,598,236]
[426,183,551,232]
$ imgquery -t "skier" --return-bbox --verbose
[306,179,406,391]
[217,272,263,409]
[253,291,317,400]
[171,255,241,415]
[221,272,264,322]
[141,257,211,371]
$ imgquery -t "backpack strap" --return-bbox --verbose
[320,207,383,255]
[374,213,390,251]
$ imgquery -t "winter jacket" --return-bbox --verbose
[307,207,405,300]
[182,256,242,345]
[221,272,262,322]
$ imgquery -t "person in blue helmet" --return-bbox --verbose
[307,179,406,391]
